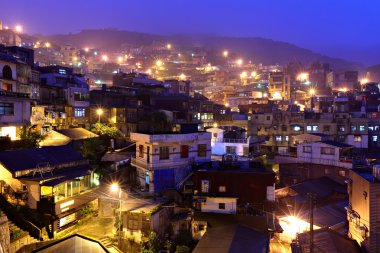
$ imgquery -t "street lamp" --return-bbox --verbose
[15,25,23,33]
[96,108,103,123]
[223,50,229,57]
[309,88,316,96]
[110,183,122,246]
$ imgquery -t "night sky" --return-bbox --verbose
[1,0,380,65]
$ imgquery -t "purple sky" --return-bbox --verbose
[1,0,380,65]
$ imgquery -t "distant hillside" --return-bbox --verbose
[40,29,359,69]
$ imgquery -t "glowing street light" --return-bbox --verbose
[96,108,103,123]
[263,92,268,98]
[223,50,229,57]
[102,55,108,62]
[73,56,78,62]
[110,183,122,245]
[179,73,186,80]
[225,102,229,107]
[251,71,257,77]
[84,47,89,52]
[240,71,248,79]
[339,87,348,92]
[117,56,123,64]
[236,59,243,66]
[166,43,172,49]
[15,25,23,33]
[45,42,51,48]
[213,122,218,128]
[309,88,316,96]
[146,69,152,75]
[156,59,163,67]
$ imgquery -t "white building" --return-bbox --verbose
[0,54,31,140]
[130,130,211,193]
[207,127,250,157]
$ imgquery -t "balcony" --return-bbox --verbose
[131,157,193,171]
[0,90,30,99]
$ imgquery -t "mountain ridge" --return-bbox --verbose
[39,29,361,69]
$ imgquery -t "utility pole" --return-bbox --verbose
[308,192,316,253]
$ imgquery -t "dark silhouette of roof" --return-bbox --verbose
[0,145,85,173]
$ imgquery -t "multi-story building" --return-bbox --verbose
[347,167,380,253]
[327,70,359,91]
[39,65,90,128]
[130,124,211,193]
[268,71,290,100]
[0,52,31,140]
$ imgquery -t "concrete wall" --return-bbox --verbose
[0,164,22,192]
[347,134,368,149]
[0,216,10,253]
[200,197,237,214]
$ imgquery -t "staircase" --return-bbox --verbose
[0,194,42,241]
[99,236,121,252]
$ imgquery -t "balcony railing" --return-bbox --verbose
[213,138,248,144]
[0,90,30,98]
[274,154,353,169]
[131,157,193,170]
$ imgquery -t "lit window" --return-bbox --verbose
[313,126,318,131]
[201,180,209,193]
[354,135,362,142]
[372,136,378,142]
[351,125,357,131]
[285,136,289,141]
[219,186,226,192]
[293,126,301,131]
[306,126,312,132]
[339,126,345,132]
[276,136,282,142]
[360,125,366,132]
[339,170,346,177]
[74,108,85,117]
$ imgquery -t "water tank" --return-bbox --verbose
[373,165,380,180]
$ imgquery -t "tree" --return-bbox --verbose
[91,123,120,138]
[18,125,45,149]
[141,232,163,253]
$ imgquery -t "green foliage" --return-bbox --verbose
[18,125,45,149]
[91,123,120,138]
[141,232,163,253]
[80,138,106,164]
[10,229,24,240]
[173,231,193,248]
[175,245,190,253]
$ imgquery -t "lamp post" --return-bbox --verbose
[96,108,103,123]
[110,183,122,246]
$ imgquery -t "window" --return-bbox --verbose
[180,145,189,158]
[306,125,318,132]
[0,103,14,115]
[321,147,335,155]
[285,136,289,142]
[372,136,378,142]
[351,125,357,131]
[218,203,225,210]
[74,108,85,117]
[266,116,271,121]
[226,146,236,154]
[293,125,301,132]
[219,186,226,192]
[139,145,144,158]
[369,126,379,132]
[359,125,366,132]
[159,146,169,160]
[303,146,312,153]
[275,136,282,142]
[339,126,345,132]
[198,144,207,157]
[323,125,330,132]
[73,92,89,101]
[338,135,345,142]
[201,180,209,193]
[127,214,139,230]
[354,135,362,142]
[339,170,346,177]
[282,125,287,131]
